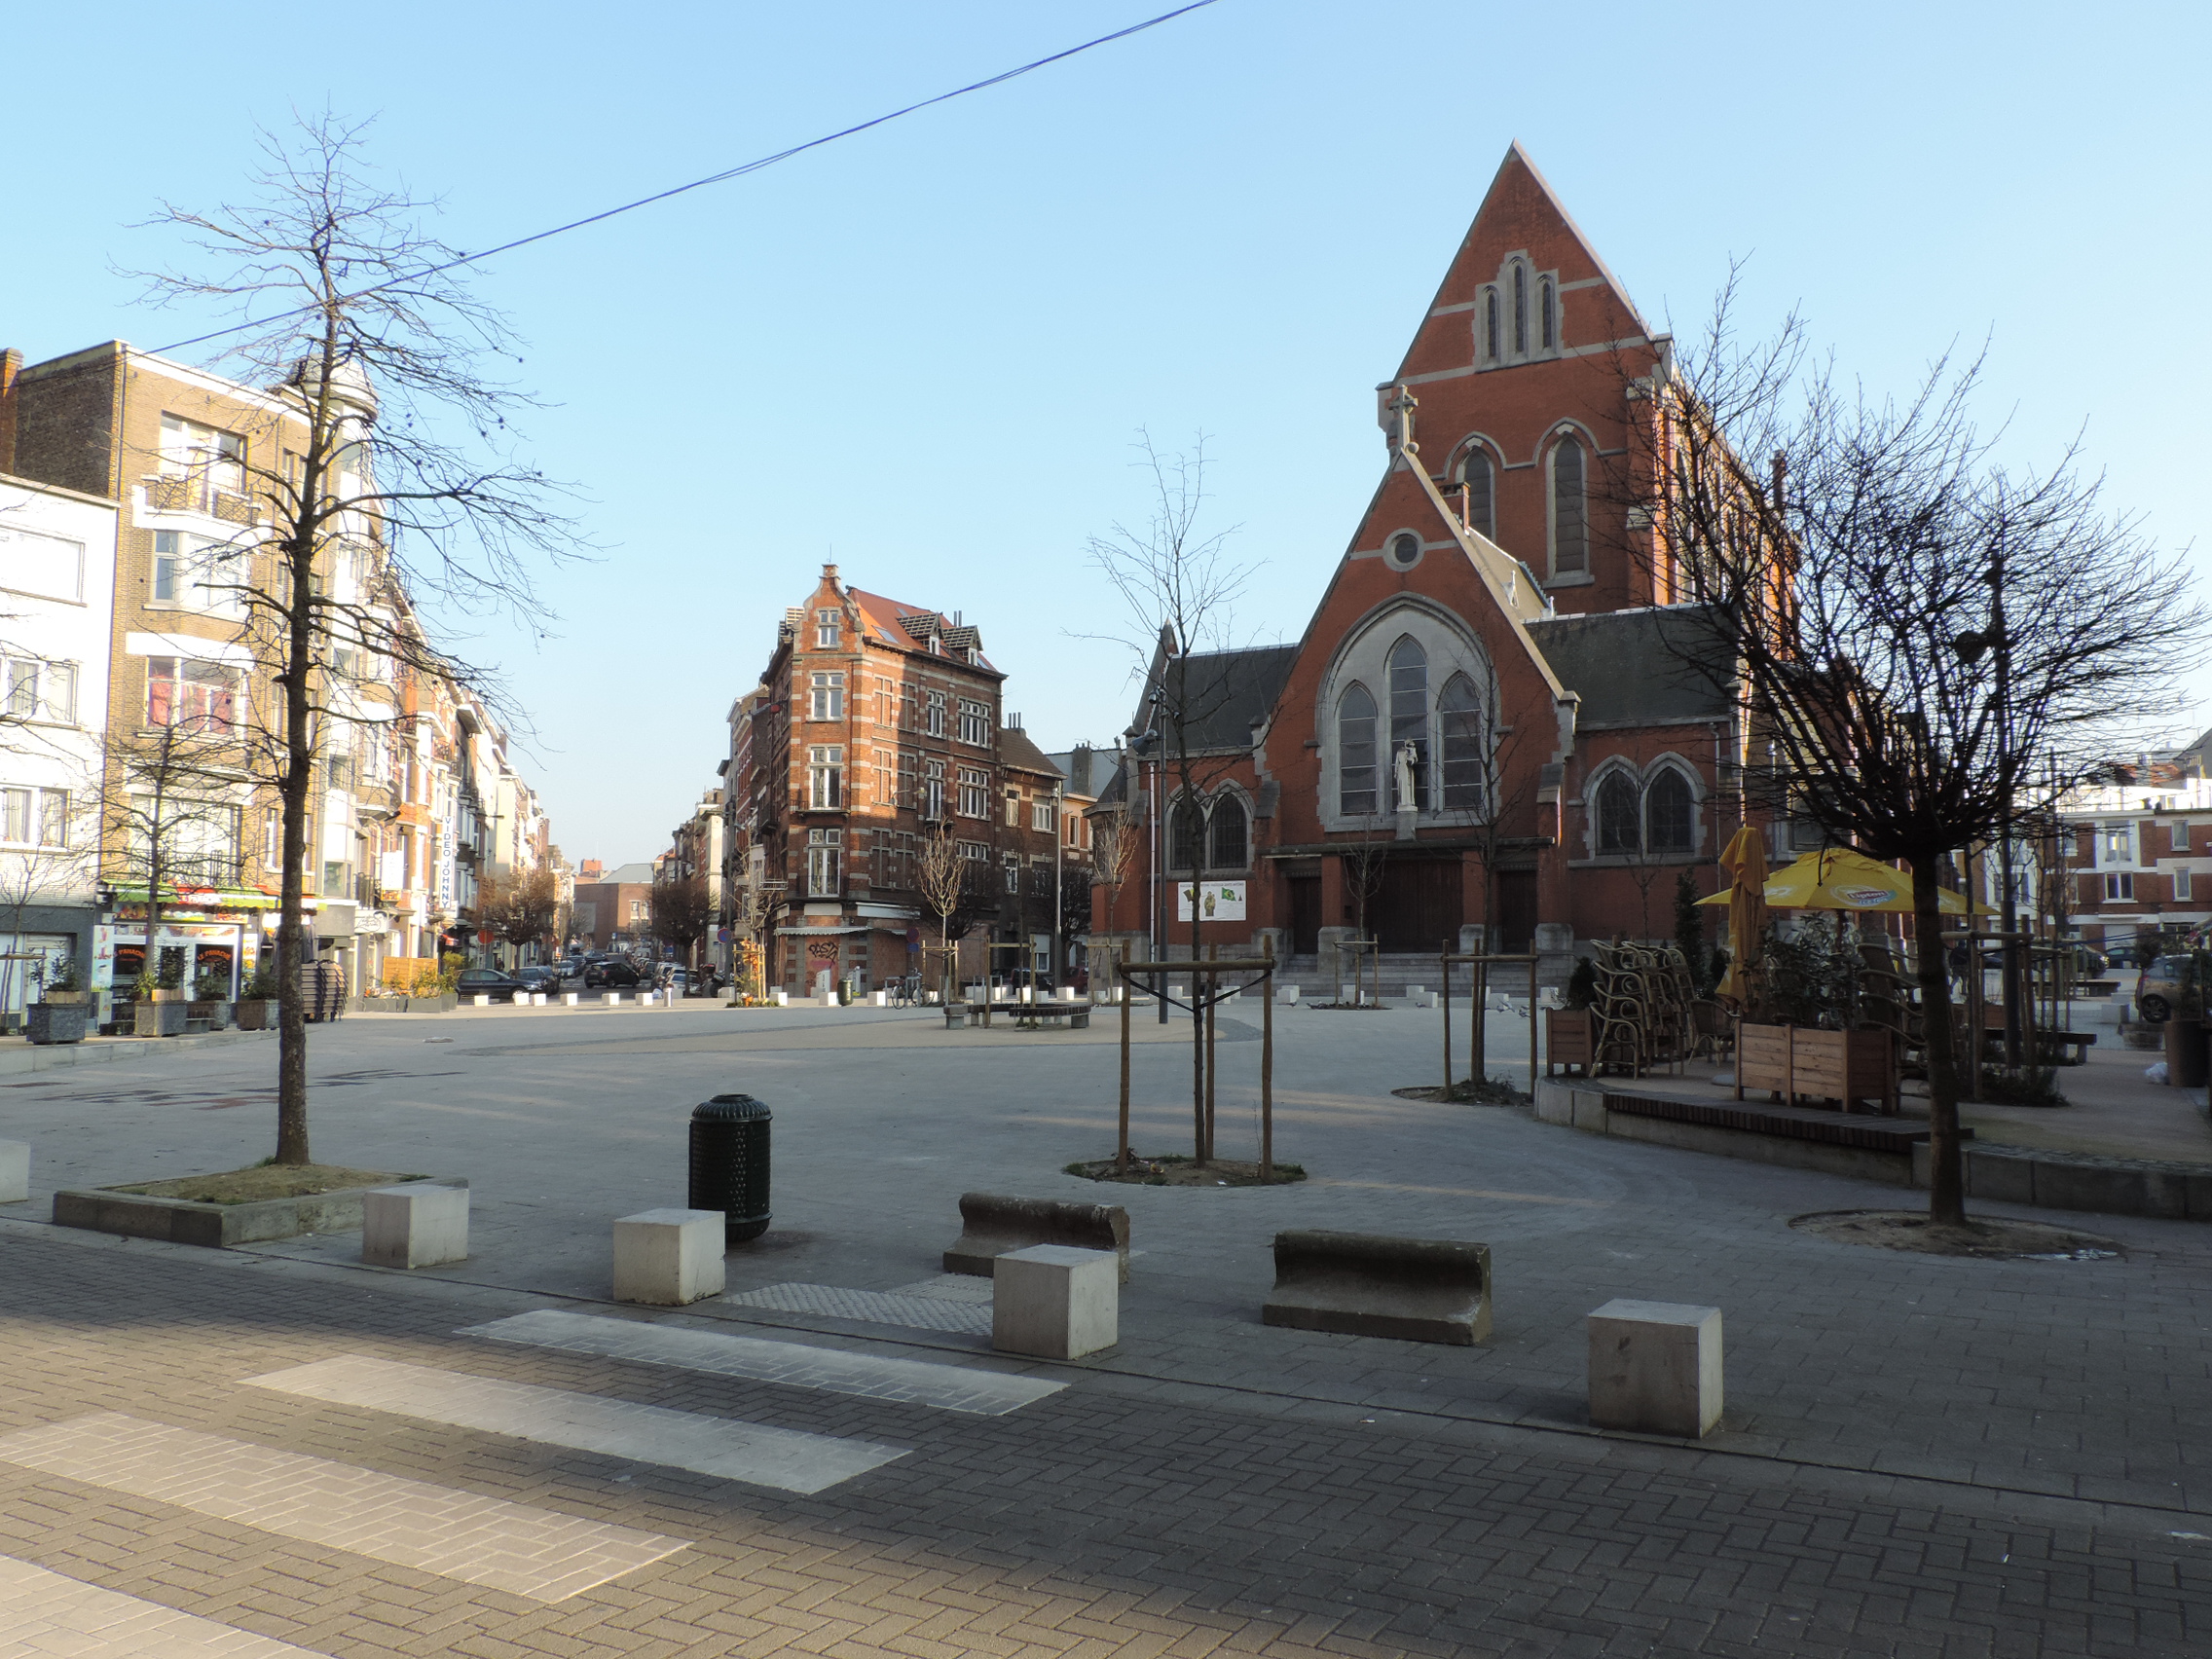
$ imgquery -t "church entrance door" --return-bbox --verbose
[1371,857,1462,952]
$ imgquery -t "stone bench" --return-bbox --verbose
[0,1141,27,1203]
[1262,1230,1491,1345]
[945,1192,1130,1282]
[362,1182,469,1269]
[943,1001,980,1028]
[1588,1299,1722,1437]
[612,1207,725,1305]
[992,1243,1119,1359]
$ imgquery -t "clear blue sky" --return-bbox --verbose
[7,2,2205,863]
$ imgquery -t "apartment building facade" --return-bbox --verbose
[0,337,560,1001]
[2059,753,2212,950]
[0,471,117,1017]
[729,564,1010,997]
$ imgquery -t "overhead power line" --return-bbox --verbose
[151,0,1223,357]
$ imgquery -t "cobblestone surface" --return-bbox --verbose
[2,1007,2210,1654]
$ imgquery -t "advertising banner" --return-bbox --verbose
[1176,880,1247,922]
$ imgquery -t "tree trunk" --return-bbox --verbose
[1912,862,1965,1226]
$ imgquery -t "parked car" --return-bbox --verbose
[455,968,531,1003]
[557,958,586,981]
[2135,955,2196,1024]
[513,965,559,990]
[657,966,690,996]
[585,959,643,988]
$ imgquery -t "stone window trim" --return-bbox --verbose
[1451,439,1499,540]
[1162,785,1254,875]
[1474,252,1564,369]
[1575,754,1708,862]
[1544,423,1598,582]
[1314,597,1497,835]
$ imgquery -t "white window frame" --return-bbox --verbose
[923,759,945,821]
[808,672,845,721]
[145,655,244,737]
[957,767,989,820]
[1033,798,1056,833]
[2105,872,2134,902]
[806,829,842,897]
[2175,867,2194,903]
[0,786,69,849]
[807,745,843,810]
[958,699,991,746]
[3,656,77,725]
[925,691,947,737]
[2102,826,2133,866]
[815,608,841,649]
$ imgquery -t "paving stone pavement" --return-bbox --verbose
[3,1007,2212,1654]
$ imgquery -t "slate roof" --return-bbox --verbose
[587,862,656,886]
[1139,644,1300,754]
[998,725,1063,780]
[1524,607,1734,728]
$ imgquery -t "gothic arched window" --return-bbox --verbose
[1168,797,1203,870]
[1208,795,1248,870]
[1459,447,1494,539]
[1512,263,1528,354]
[1338,683,1378,816]
[1484,288,1499,360]
[1596,770,1640,854]
[1552,435,1587,574]
[1438,674,1486,811]
[1387,636,1429,811]
[1540,277,1556,350]
[1645,767,1695,853]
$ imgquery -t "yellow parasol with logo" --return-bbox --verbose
[1696,846,1991,915]
[1712,825,1767,1005]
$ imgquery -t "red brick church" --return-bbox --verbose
[1092,144,1761,981]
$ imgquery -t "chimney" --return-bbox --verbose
[0,349,21,476]
[822,562,839,587]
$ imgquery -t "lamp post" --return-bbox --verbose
[1051,777,1064,990]
[1955,550,2020,1066]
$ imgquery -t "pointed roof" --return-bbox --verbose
[1393,141,1650,384]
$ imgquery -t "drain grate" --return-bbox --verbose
[724,1282,994,1336]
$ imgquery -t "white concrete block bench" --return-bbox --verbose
[0,1141,28,1203]
[612,1208,725,1305]
[992,1243,1118,1359]
[1588,1299,1722,1437]
[362,1183,469,1269]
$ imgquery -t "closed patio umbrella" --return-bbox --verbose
[1714,825,1767,1007]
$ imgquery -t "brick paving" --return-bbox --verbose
[1,1008,2210,1653]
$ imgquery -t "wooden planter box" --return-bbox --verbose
[1546,1008,1595,1075]
[1736,1022,1898,1113]
[26,1003,89,1045]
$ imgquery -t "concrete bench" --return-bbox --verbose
[999,1002,1090,1028]
[1588,1299,1722,1437]
[1262,1230,1491,1345]
[0,1141,27,1203]
[992,1243,1119,1359]
[361,1183,469,1269]
[943,1001,980,1028]
[945,1192,1131,1282]
[612,1207,725,1305]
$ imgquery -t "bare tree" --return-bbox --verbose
[128,114,586,1164]
[482,865,561,960]
[105,719,250,999]
[1087,433,1262,1160]
[1626,284,2204,1230]
[648,870,713,969]
[914,823,970,996]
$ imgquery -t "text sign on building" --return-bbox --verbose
[1177,881,1247,922]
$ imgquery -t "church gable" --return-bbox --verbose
[1396,143,1648,387]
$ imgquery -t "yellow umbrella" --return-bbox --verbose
[1696,847,1991,915]
[1714,824,1767,1005]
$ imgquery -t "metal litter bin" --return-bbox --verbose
[689,1093,771,1242]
